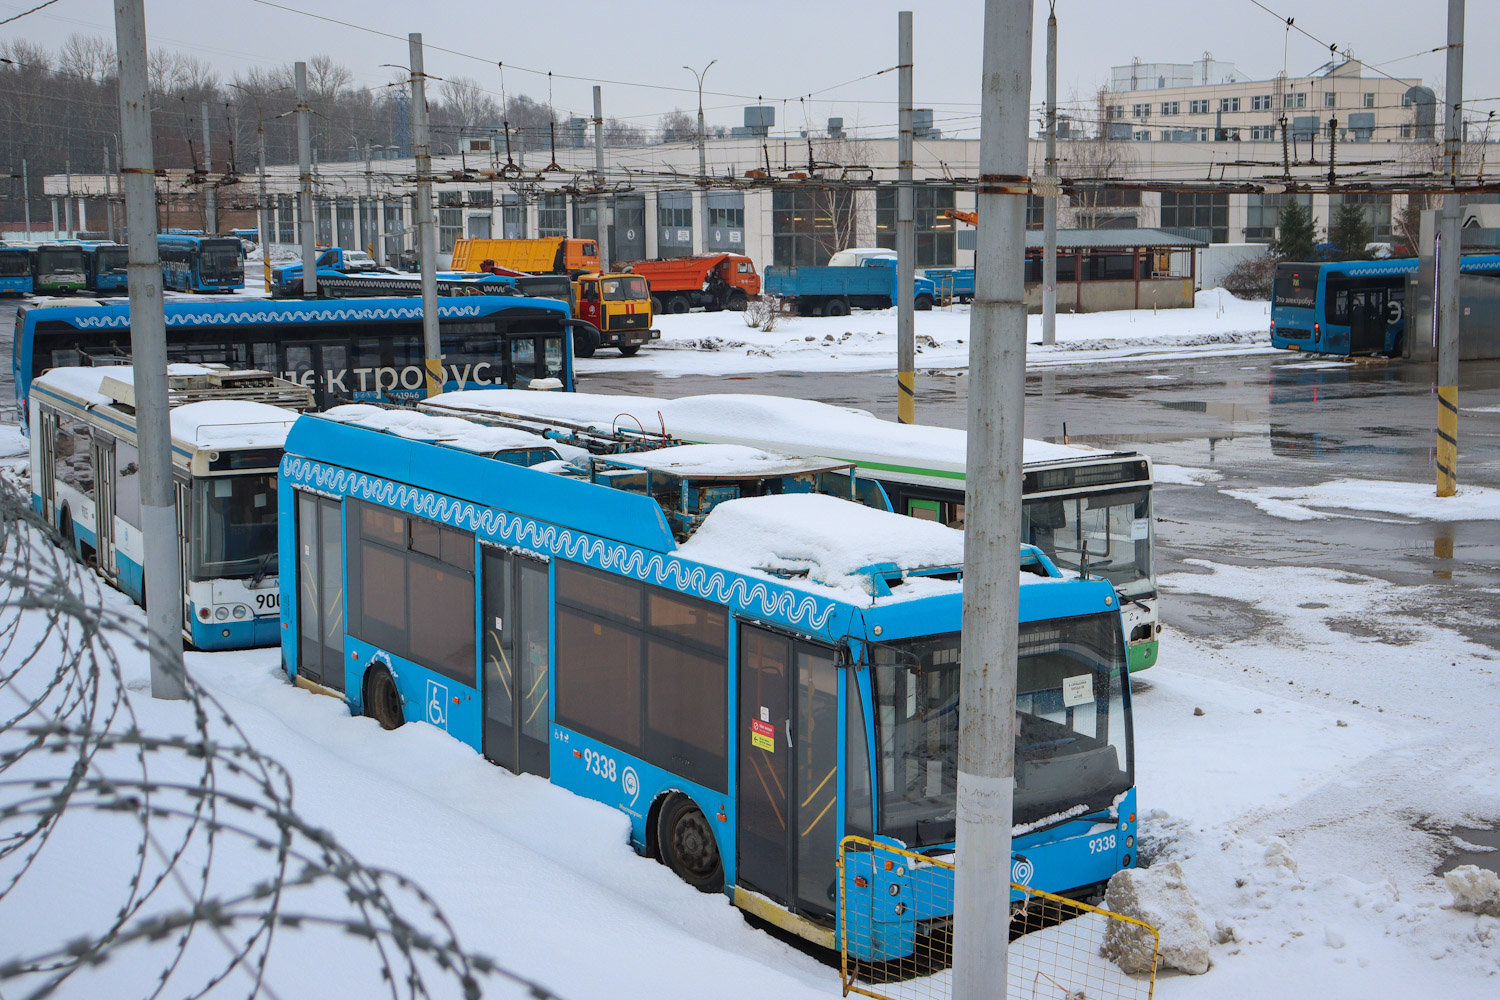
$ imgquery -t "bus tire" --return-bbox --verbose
[666,295,691,314]
[726,292,749,311]
[59,507,76,556]
[363,667,405,731]
[618,345,641,357]
[823,297,849,317]
[657,794,723,893]
[915,294,934,312]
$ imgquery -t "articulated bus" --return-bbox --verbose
[158,233,246,293]
[279,404,1137,961]
[30,364,312,649]
[33,243,87,294]
[0,246,33,295]
[82,241,129,294]
[421,390,1162,672]
[12,296,582,423]
[1270,255,1500,356]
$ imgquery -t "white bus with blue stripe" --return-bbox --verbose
[279,403,1138,961]
[29,364,311,650]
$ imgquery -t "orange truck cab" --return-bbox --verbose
[572,272,659,357]
[624,253,760,313]
[450,237,599,276]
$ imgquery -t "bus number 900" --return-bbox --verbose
[254,592,279,612]
[582,748,617,782]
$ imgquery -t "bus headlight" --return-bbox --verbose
[232,605,249,620]
[214,606,229,621]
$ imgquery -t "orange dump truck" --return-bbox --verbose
[450,237,599,276]
[625,253,760,313]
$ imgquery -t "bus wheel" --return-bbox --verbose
[59,508,76,555]
[667,296,691,314]
[363,667,405,731]
[657,794,723,893]
[618,345,641,357]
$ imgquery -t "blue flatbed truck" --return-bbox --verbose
[763,257,936,316]
[924,267,976,303]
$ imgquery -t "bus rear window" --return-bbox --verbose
[1273,269,1318,309]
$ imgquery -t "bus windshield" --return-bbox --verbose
[602,275,649,301]
[37,247,85,276]
[1023,487,1153,597]
[191,473,279,580]
[200,241,243,281]
[872,612,1131,847]
[96,247,129,273]
[0,252,29,277]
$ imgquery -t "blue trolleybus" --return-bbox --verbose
[82,241,130,294]
[12,296,580,422]
[29,364,313,649]
[278,404,1138,961]
[1270,255,1500,356]
[158,233,246,293]
[0,245,33,295]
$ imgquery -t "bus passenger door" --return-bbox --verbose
[37,408,58,523]
[91,435,117,576]
[295,491,346,691]
[737,624,840,919]
[482,548,551,777]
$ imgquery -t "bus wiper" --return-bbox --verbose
[1117,589,1151,610]
[249,551,273,588]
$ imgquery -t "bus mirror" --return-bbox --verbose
[528,377,563,391]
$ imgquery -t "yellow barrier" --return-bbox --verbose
[837,836,1159,1000]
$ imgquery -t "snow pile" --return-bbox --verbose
[1102,861,1213,975]
[677,493,964,594]
[321,404,575,458]
[171,400,297,448]
[606,443,843,478]
[1153,464,1224,486]
[0,423,24,458]
[1223,478,1500,522]
[1445,865,1500,917]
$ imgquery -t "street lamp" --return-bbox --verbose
[683,60,716,181]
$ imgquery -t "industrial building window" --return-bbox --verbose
[708,206,744,229]
[1329,192,1393,241]
[1244,192,1312,243]
[1219,97,1240,113]
[1160,101,1179,116]
[1132,103,1150,119]
[468,190,493,208]
[1252,94,1273,111]
[347,501,475,686]
[1249,125,1275,141]
[277,195,295,243]
[659,204,693,228]
[1284,92,1307,109]
[438,208,463,253]
[537,194,566,237]
[1324,91,1337,109]
[573,203,599,242]
[1159,191,1228,243]
[873,188,956,267]
[1363,92,1376,108]
[1189,99,1208,115]
[773,188,853,267]
[502,196,525,239]
[1134,130,1151,142]
[554,560,728,792]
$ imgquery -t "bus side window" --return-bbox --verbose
[54,415,95,498]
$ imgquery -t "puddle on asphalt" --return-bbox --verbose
[1434,823,1500,876]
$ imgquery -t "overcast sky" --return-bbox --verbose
[4,0,1495,137]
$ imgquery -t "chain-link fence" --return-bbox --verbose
[0,475,561,999]
[838,836,1158,1000]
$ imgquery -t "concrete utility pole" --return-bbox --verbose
[257,107,271,293]
[103,141,115,242]
[201,100,216,233]
[1042,2,1059,346]
[953,0,1033,997]
[684,60,715,254]
[295,62,317,298]
[21,159,30,236]
[897,11,916,424]
[1436,0,1464,497]
[594,85,610,272]
[113,0,186,701]
[409,32,442,398]
[64,158,73,236]
[363,143,374,255]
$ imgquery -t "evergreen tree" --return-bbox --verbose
[1271,198,1319,261]
[1328,200,1375,260]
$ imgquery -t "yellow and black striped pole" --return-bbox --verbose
[425,357,444,399]
[897,369,915,424]
[1437,384,1458,496]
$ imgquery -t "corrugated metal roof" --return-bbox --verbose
[1023,228,1207,249]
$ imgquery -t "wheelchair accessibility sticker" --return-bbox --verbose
[426,678,449,730]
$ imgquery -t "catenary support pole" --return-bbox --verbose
[896,10,916,424]
[103,141,115,242]
[363,143,374,255]
[65,158,73,237]
[295,62,317,298]
[1042,2,1058,346]
[953,0,1033,997]
[113,0,186,701]
[201,99,216,233]
[257,108,271,293]
[410,32,442,397]
[594,86,610,273]
[21,159,30,236]
[1436,0,1464,497]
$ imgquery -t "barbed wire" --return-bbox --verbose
[0,473,563,1000]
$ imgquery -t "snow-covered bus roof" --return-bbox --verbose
[601,443,852,479]
[32,365,300,450]
[423,389,1118,474]
[319,404,575,459]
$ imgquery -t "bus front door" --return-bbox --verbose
[481,547,551,777]
[736,624,840,920]
[295,491,346,691]
[91,434,117,577]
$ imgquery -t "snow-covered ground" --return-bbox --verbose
[3,450,1498,996]
[579,288,1277,377]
